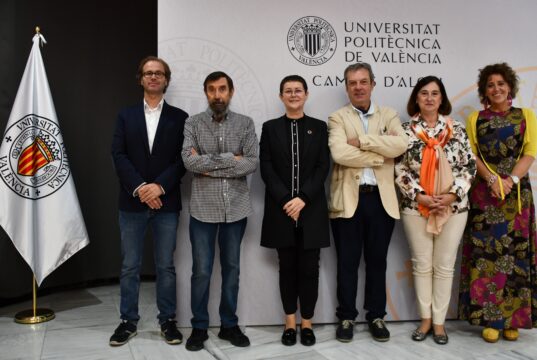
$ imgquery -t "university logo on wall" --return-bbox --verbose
[287,16,337,66]
[0,114,70,199]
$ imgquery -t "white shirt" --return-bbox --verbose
[352,103,377,186]
[144,98,164,153]
[132,98,165,197]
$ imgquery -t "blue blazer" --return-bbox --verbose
[111,101,188,212]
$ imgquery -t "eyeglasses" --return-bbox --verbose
[143,71,165,79]
[282,89,305,96]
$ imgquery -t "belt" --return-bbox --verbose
[359,184,378,193]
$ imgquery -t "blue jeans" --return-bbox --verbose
[189,216,247,329]
[119,210,179,324]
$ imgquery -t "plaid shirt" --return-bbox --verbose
[182,108,258,223]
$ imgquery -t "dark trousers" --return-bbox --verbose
[276,229,321,319]
[331,190,394,321]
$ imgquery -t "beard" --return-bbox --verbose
[209,99,229,116]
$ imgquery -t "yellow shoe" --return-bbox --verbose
[503,328,519,341]
[482,328,500,343]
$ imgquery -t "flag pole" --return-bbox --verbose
[4,25,87,322]
[14,276,55,324]
[12,26,55,325]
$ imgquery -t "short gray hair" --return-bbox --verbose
[344,62,375,85]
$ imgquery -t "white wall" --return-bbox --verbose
[159,0,537,326]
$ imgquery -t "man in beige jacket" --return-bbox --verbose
[328,63,407,343]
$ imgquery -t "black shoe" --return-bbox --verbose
[433,329,448,345]
[368,318,390,342]
[109,321,137,346]
[411,327,431,341]
[281,328,297,346]
[336,319,354,342]
[160,319,183,345]
[300,327,316,346]
[218,325,250,347]
[186,328,208,351]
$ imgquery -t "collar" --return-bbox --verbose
[352,103,375,117]
[144,98,164,112]
[284,114,305,122]
[412,113,447,132]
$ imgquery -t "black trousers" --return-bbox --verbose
[331,190,394,321]
[276,228,321,319]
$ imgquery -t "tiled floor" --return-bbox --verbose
[1,283,536,360]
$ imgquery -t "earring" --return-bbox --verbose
[508,93,513,107]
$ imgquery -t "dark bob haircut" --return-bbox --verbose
[203,71,234,92]
[279,75,308,94]
[136,56,171,93]
[407,76,452,117]
[477,62,519,104]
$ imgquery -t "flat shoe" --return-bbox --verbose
[281,328,296,346]
[433,331,448,345]
[411,328,430,341]
[482,328,500,343]
[300,327,316,346]
[503,328,519,341]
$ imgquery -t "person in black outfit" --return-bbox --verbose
[259,75,330,346]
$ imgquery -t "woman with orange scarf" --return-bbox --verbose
[395,76,476,344]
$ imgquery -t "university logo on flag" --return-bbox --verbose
[0,32,88,285]
[1,114,68,199]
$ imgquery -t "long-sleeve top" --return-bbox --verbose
[181,108,258,223]
[395,115,476,215]
[111,101,188,212]
[327,103,408,219]
[259,114,330,249]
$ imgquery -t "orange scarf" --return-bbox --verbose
[411,116,453,217]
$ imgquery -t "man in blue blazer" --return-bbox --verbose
[110,56,188,346]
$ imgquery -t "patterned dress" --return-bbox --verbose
[459,107,537,329]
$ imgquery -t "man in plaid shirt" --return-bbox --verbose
[181,71,258,352]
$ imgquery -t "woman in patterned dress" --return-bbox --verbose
[459,63,537,343]
[396,76,476,345]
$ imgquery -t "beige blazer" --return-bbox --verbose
[328,104,408,219]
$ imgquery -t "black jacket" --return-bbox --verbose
[259,115,330,249]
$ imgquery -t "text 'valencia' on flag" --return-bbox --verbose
[0,33,89,285]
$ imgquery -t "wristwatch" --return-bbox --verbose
[510,174,520,184]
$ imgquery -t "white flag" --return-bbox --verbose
[0,33,89,285]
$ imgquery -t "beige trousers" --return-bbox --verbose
[401,211,467,325]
